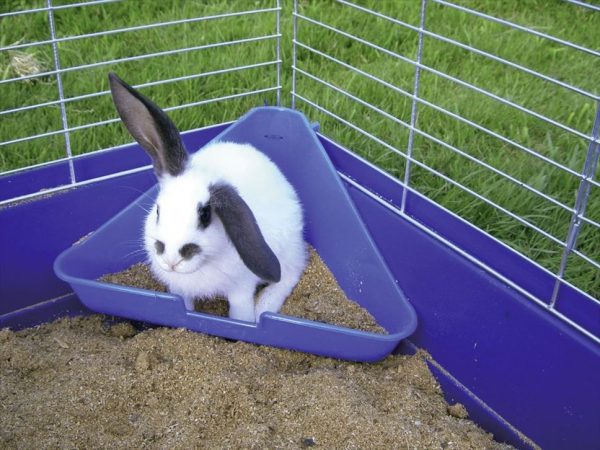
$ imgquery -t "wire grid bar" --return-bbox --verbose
[291,0,299,109]
[275,0,282,106]
[293,41,600,192]
[292,92,600,309]
[0,60,279,117]
[0,34,279,86]
[337,170,600,345]
[0,0,120,18]
[46,0,75,184]
[295,13,597,145]
[337,0,599,101]
[0,164,152,208]
[292,68,600,264]
[0,7,280,53]
[432,0,600,58]
[0,87,280,148]
[563,0,600,12]
[401,0,427,213]
[551,102,600,306]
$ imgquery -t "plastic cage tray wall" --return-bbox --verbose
[53,107,417,362]
[2,110,599,450]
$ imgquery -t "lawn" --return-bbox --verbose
[1,0,599,298]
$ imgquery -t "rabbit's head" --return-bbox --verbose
[108,73,280,283]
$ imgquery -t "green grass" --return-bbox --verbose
[1,0,599,298]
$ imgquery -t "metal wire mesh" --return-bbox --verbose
[291,0,599,343]
[0,0,281,201]
[0,1,598,342]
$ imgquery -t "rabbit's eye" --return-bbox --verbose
[198,204,211,228]
[154,240,165,254]
[180,243,200,260]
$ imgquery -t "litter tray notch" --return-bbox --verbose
[54,107,417,362]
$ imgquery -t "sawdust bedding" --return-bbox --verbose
[100,248,386,334]
[0,248,513,449]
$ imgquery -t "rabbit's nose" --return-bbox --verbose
[160,254,183,272]
[167,260,183,272]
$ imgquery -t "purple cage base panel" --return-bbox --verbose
[53,107,417,362]
[2,106,598,450]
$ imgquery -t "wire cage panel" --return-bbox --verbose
[291,0,600,344]
[1,0,282,202]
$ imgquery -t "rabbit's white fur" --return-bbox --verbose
[144,142,307,322]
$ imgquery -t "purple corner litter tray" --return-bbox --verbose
[54,107,417,362]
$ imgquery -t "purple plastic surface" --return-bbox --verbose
[1,108,598,449]
[53,107,417,362]
[329,145,599,450]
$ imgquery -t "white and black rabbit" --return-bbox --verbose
[108,73,307,322]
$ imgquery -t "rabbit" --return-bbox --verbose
[108,72,307,323]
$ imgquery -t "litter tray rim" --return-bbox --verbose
[54,227,412,343]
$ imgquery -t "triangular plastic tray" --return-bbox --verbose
[54,107,416,362]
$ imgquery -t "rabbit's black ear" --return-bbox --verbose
[210,182,281,283]
[108,72,188,177]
